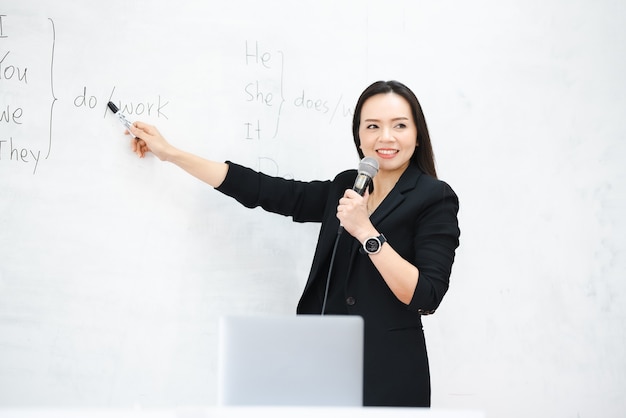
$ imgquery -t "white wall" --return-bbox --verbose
[1,1,624,417]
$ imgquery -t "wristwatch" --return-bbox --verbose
[362,234,387,255]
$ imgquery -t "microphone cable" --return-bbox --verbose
[320,229,342,316]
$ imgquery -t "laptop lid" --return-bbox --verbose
[217,314,364,406]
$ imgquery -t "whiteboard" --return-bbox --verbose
[1,1,625,417]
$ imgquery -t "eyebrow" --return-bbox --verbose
[363,117,410,122]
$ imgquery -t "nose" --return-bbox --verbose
[381,126,394,141]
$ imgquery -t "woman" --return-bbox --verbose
[128,80,460,407]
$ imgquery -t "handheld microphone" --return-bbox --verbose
[322,157,379,315]
[351,156,379,196]
[337,157,379,235]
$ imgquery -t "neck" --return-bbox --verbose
[373,169,403,195]
[368,173,397,214]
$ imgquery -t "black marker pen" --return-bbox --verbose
[107,101,136,138]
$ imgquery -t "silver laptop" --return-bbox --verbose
[217,314,364,406]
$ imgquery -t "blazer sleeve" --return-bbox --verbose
[407,179,460,314]
[215,161,332,223]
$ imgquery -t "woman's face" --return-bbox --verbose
[358,92,418,175]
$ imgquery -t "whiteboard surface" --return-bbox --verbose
[1,1,625,418]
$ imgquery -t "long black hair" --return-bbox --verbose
[352,80,437,178]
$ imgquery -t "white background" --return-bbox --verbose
[1,1,625,417]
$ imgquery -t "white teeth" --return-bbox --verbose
[378,150,398,155]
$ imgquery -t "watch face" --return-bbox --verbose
[365,237,380,253]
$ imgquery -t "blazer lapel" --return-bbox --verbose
[369,163,423,227]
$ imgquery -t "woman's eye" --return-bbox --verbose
[366,124,378,129]
[395,123,407,129]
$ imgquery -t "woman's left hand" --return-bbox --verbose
[336,189,373,239]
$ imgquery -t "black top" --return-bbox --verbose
[316,232,358,315]
[216,160,460,407]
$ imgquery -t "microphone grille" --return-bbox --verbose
[358,157,379,178]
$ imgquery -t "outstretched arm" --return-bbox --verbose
[128,121,228,188]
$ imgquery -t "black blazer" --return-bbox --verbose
[217,160,460,407]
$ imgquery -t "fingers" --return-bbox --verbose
[337,190,366,217]
[336,189,374,237]
[129,123,148,139]
[132,120,153,133]
[125,121,153,158]
[124,120,168,159]
[129,137,149,158]
[137,140,149,158]
[132,121,161,140]
[341,188,367,203]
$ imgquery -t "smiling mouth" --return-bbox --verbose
[377,149,398,155]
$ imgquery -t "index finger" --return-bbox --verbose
[129,122,153,139]
[135,120,161,135]
[344,188,362,198]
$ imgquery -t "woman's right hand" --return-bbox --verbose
[126,121,229,187]
[127,121,174,161]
